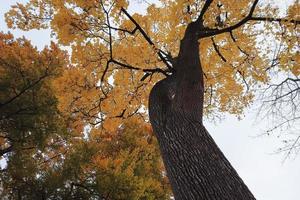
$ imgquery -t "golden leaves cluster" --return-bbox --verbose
[5,0,300,124]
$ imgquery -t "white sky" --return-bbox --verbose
[1,1,300,199]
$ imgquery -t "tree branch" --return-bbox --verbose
[99,6,172,91]
[250,16,300,25]
[100,58,168,92]
[105,25,139,35]
[0,73,48,109]
[211,37,250,91]
[199,0,259,38]
[196,0,214,23]
[120,8,173,70]
[201,3,300,38]
[111,59,169,76]
[229,31,249,56]
[211,37,226,62]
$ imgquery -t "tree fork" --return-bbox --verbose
[149,20,256,200]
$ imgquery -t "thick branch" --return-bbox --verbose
[199,0,259,38]
[120,8,173,70]
[196,0,214,23]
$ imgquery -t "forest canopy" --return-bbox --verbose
[1,0,299,199]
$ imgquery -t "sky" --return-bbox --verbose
[0,1,300,200]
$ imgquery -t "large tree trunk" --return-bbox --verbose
[149,22,256,200]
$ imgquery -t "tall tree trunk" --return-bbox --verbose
[149,22,256,200]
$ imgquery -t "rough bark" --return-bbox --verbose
[149,22,256,200]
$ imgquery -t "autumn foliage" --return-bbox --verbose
[1,0,300,198]
[0,32,66,156]
[5,0,299,124]
[0,32,170,199]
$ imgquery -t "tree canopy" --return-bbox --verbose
[0,32,67,157]
[5,0,299,125]
[0,32,170,199]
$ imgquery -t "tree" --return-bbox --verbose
[0,32,170,199]
[0,32,67,157]
[5,0,299,199]
[0,31,68,198]
[0,119,171,199]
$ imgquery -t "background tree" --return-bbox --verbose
[0,32,170,199]
[0,119,170,199]
[0,32,67,157]
[5,0,299,199]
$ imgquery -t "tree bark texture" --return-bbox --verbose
[149,22,256,200]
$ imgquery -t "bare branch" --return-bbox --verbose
[258,77,300,156]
